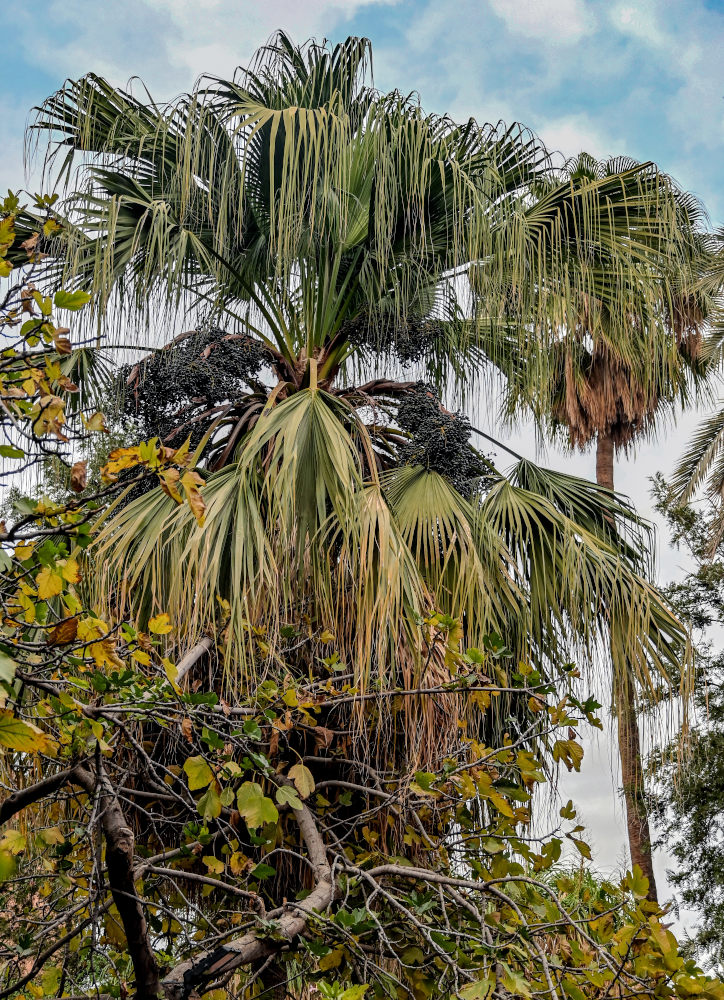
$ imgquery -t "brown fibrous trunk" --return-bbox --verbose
[595,432,658,904]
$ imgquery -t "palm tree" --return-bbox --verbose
[489,152,712,899]
[668,230,724,531]
[34,33,697,904]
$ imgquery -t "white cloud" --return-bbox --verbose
[610,0,670,49]
[536,113,624,160]
[0,101,35,193]
[488,0,595,43]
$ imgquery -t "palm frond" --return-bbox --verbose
[672,406,724,501]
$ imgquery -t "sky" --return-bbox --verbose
[2,0,724,929]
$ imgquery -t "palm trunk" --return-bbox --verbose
[596,432,658,903]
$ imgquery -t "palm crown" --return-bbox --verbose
[31,32,705,767]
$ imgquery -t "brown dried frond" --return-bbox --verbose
[553,343,657,452]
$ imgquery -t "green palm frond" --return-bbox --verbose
[481,154,713,450]
[672,406,724,501]
[93,408,691,706]
[32,34,708,399]
[481,466,689,696]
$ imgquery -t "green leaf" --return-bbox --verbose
[275,785,303,810]
[197,785,222,821]
[0,445,24,459]
[0,850,16,882]
[236,781,279,829]
[340,988,370,1000]
[568,836,592,860]
[459,977,495,1000]
[623,864,650,900]
[250,862,276,880]
[562,979,588,1000]
[0,711,52,752]
[0,651,17,686]
[243,719,263,740]
[54,290,91,311]
[288,763,315,799]
[0,829,26,855]
[203,855,225,874]
[183,755,214,790]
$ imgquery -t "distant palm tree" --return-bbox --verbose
[490,152,712,899]
[669,229,724,531]
[34,34,701,907]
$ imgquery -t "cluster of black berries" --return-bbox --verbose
[395,383,487,498]
[119,328,268,447]
[341,311,443,365]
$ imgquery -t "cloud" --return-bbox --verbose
[488,0,595,44]
[536,113,624,160]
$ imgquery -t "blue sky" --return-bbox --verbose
[2,0,724,894]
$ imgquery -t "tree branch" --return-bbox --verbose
[161,784,333,1000]
[73,765,161,1000]
[0,767,75,825]
[175,636,214,685]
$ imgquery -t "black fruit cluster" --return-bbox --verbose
[342,311,443,365]
[119,328,267,446]
[395,383,487,498]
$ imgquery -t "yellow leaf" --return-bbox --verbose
[0,710,55,753]
[36,566,63,600]
[318,947,343,971]
[90,639,123,670]
[102,445,142,481]
[181,471,206,525]
[0,830,26,855]
[132,649,151,665]
[82,411,108,433]
[38,827,64,846]
[14,541,35,562]
[288,763,315,799]
[203,855,225,875]
[77,616,107,642]
[159,467,183,503]
[149,613,173,635]
[229,851,248,875]
[163,658,181,693]
[32,394,65,437]
[184,755,214,790]
[60,557,81,584]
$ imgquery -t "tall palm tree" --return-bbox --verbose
[33,35,697,900]
[490,152,712,899]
